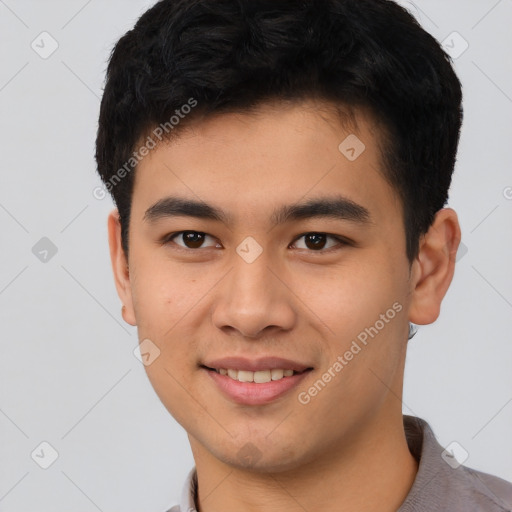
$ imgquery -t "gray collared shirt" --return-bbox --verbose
[167,415,512,511]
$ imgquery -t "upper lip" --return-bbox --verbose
[202,356,313,373]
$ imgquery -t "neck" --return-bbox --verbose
[190,409,418,512]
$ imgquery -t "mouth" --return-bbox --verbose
[200,357,314,405]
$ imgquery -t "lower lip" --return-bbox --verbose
[204,368,312,406]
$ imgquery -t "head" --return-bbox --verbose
[96,0,462,471]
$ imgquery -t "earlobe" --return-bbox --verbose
[408,208,461,326]
[121,304,134,325]
[107,209,137,326]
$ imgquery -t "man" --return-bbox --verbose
[95,0,512,510]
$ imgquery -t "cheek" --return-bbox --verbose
[130,256,208,333]
[300,252,409,380]
[299,284,407,427]
[299,257,401,329]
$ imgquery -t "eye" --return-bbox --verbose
[291,232,347,252]
[165,231,220,249]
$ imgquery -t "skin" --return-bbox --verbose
[108,100,461,512]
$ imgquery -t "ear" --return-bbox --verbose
[408,208,461,325]
[107,209,137,326]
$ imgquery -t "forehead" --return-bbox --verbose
[131,100,400,227]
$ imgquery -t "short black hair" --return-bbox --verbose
[95,0,463,262]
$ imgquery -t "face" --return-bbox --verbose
[110,101,439,472]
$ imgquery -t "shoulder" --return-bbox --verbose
[399,458,512,511]
[458,465,512,511]
[400,416,512,511]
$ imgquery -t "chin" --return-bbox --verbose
[207,435,313,474]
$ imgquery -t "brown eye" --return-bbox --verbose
[292,233,345,251]
[304,233,327,250]
[169,231,218,249]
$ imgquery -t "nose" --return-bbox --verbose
[211,253,297,339]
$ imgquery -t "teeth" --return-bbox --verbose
[216,368,298,383]
[271,369,284,380]
[237,370,253,382]
[254,370,271,383]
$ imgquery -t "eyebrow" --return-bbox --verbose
[143,195,371,227]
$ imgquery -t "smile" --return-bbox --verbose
[202,360,313,405]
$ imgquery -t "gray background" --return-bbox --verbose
[0,0,511,510]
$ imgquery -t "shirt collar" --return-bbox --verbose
[179,465,198,512]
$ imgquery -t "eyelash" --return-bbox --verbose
[161,231,350,253]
